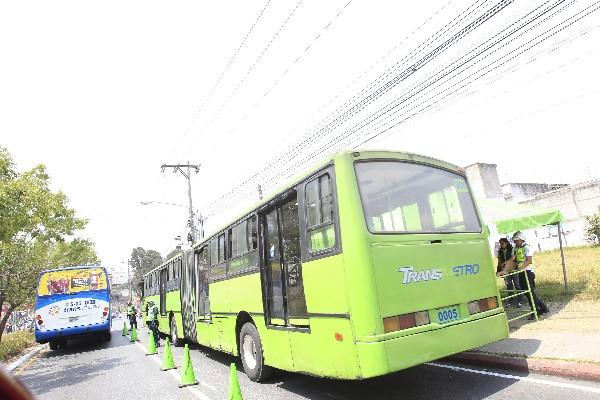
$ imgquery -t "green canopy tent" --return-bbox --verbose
[476,198,568,290]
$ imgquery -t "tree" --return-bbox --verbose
[0,147,94,341]
[50,238,101,267]
[165,248,182,261]
[129,247,163,298]
[584,213,600,246]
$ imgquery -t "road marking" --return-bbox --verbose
[134,341,213,400]
[14,348,46,376]
[427,362,600,394]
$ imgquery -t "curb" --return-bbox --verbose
[6,344,46,373]
[444,351,600,382]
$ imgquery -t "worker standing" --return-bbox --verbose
[127,302,137,330]
[148,300,160,347]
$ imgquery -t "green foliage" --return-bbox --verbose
[130,247,163,298]
[50,238,100,267]
[584,213,600,246]
[0,147,97,341]
[0,331,35,362]
[165,248,182,261]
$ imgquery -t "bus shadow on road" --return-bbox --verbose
[273,363,520,400]
[186,340,521,400]
[42,332,132,358]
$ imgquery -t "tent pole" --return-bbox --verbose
[557,222,568,291]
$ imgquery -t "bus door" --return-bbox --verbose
[181,251,197,341]
[195,246,210,320]
[159,267,167,316]
[261,193,309,327]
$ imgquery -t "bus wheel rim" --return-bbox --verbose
[242,334,257,370]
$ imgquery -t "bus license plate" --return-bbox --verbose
[436,306,460,324]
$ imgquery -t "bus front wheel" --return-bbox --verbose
[239,323,273,382]
[48,341,59,351]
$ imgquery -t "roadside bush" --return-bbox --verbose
[0,331,35,362]
[584,213,600,246]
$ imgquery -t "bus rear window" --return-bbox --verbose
[38,268,107,296]
[355,161,481,234]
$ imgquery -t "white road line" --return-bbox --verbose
[426,362,600,394]
[134,342,213,400]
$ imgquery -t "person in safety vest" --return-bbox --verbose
[127,302,137,330]
[148,300,160,346]
[502,231,550,320]
[496,238,524,307]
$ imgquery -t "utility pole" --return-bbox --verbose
[161,162,201,243]
[126,259,131,302]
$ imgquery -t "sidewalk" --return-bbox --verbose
[446,300,600,381]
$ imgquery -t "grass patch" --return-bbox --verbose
[0,331,35,362]
[533,245,600,301]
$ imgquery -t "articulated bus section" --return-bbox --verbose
[142,150,509,380]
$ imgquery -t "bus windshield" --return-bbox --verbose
[355,161,481,234]
[37,267,108,296]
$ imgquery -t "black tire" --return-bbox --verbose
[58,340,68,349]
[104,330,112,342]
[239,322,273,382]
[170,316,183,347]
[48,341,59,351]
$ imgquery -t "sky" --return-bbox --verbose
[1,0,599,282]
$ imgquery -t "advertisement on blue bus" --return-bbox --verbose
[34,266,111,350]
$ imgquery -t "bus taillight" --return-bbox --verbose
[383,311,430,333]
[468,297,499,315]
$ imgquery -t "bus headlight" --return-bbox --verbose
[383,311,430,333]
[468,297,499,315]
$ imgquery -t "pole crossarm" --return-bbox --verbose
[160,162,202,243]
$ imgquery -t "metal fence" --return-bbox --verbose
[497,269,538,323]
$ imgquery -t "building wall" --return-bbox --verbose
[521,179,600,249]
[465,163,504,199]
[502,183,568,202]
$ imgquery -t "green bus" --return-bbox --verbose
[142,150,508,381]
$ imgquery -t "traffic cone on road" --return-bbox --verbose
[130,325,138,342]
[122,322,128,336]
[228,363,243,400]
[178,344,198,388]
[161,339,176,371]
[146,330,157,355]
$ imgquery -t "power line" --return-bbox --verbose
[199,0,498,211]
[205,0,597,216]
[169,0,273,155]
[198,0,305,137]
[202,0,517,214]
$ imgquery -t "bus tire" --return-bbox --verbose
[104,330,112,342]
[170,316,183,347]
[239,323,273,382]
[49,340,59,351]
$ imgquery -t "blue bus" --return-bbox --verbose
[34,266,112,350]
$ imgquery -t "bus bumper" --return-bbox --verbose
[355,312,509,379]
[35,321,110,343]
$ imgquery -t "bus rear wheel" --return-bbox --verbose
[239,323,273,382]
[170,317,183,347]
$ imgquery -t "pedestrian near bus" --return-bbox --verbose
[127,302,137,330]
[509,231,549,319]
[497,238,523,307]
[148,300,160,347]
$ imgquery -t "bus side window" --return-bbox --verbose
[305,173,336,253]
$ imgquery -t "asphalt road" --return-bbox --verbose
[16,318,600,400]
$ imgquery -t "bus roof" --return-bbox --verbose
[39,265,107,275]
[144,150,465,277]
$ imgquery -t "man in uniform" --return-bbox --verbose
[147,300,160,346]
[127,302,137,330]
[509,231,549,319]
